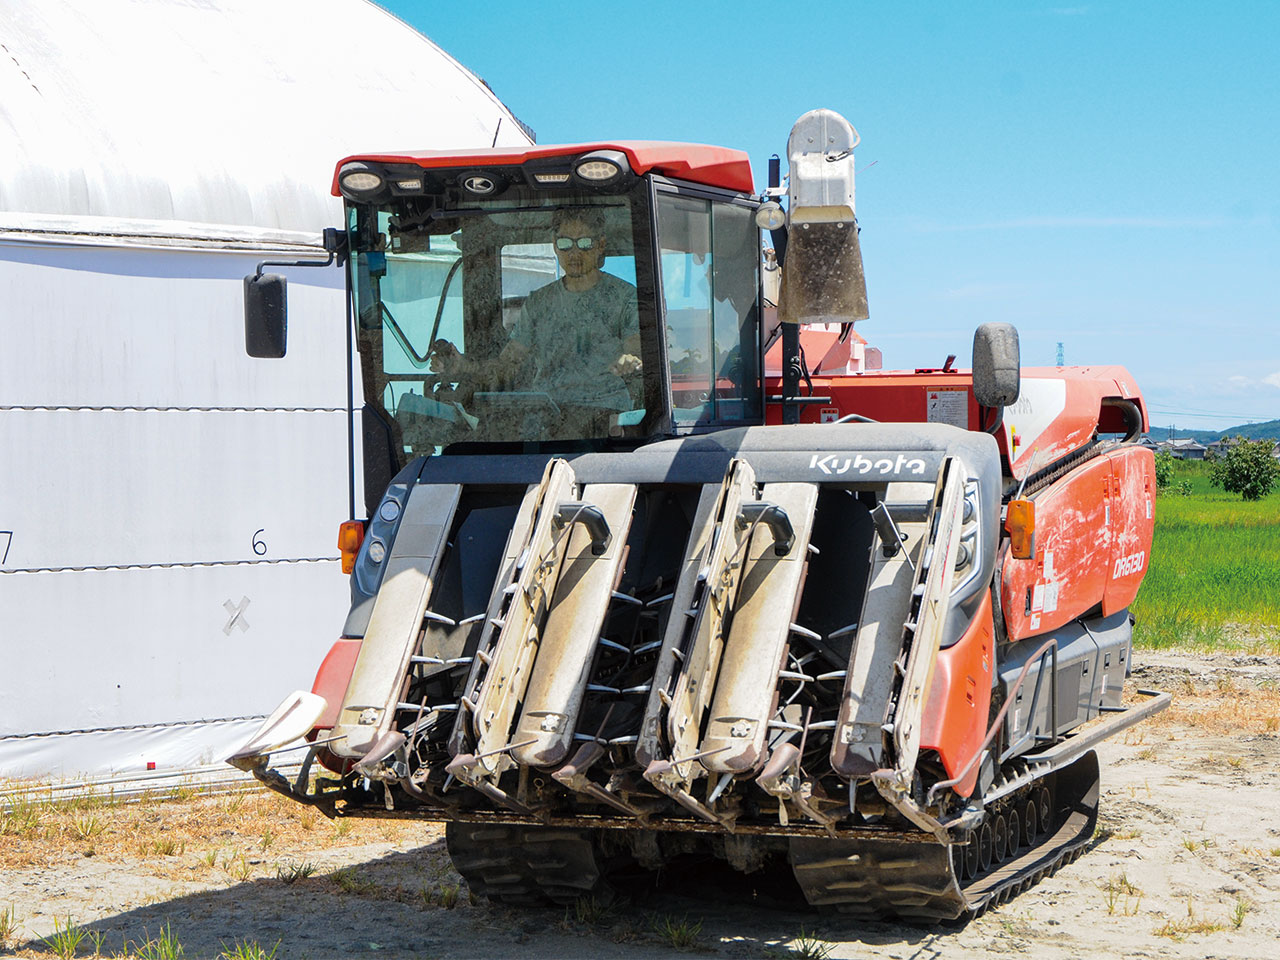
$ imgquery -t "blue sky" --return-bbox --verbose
[385,0,1279,432]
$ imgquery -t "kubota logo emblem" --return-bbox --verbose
[1112,551,1145,579]
[809,454,928,476]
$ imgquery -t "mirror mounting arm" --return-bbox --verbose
[244,229,348,360]
[980,404,1005,436]
[253,251,334,280]
[252,226,348,276]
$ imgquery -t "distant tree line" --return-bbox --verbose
[1154,439,1280,501]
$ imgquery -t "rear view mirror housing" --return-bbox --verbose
[245,273,288,358]
[972,322,1020,407]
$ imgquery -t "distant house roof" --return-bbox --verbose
[0,0,533,244]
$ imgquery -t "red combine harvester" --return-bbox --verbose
[230,109,1168,919]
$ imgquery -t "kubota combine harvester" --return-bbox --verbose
[230,110,1168,920]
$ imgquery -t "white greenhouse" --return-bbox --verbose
[0,0,533,781]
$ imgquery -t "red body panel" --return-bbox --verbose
[310,638,362,731]
[333,141,755,195]
[762,370,982,430]
[1104,446,1156,615]
[763,332,1148,482]
[920,591,995,798]
[1001,368,1148,480]
[1001,446,1154,641]
[309,638,362,775]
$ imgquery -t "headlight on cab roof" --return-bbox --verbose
[338,162,384,195]
[572,150,631,187]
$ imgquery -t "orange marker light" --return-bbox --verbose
[1005,499,1036,559]
[338,520,365,574]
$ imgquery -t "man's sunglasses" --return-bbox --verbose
[555,236,597,251]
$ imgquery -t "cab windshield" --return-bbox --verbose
[349,185,659,461]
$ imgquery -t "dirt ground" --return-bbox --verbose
[3,648,1278,960]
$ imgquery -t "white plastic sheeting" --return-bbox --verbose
[0,0,534,782]
[0,561,343,736]
[0,243,347,411]
[0,721,267,783]
[0,0,532,238]
[1,407,349,569]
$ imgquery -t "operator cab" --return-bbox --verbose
[335,143,764,474]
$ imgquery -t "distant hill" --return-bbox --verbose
[1147,419,1280,443]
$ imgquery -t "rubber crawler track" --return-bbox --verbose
[788,751,1101,921]
[447,751,1100,920]
[446,822,607,906]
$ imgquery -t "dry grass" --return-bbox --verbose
[1126,676,1280,737]
[0,786,422,881]
[1102,871,1144,916]
[1149,893,1254,941]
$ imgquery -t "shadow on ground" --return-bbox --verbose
[15,838,962,959]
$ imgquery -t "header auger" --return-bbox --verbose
[231,109,1168,920]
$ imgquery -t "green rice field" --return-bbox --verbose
[1131,459,1280,650]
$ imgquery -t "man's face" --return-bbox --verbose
[554,218,604,280]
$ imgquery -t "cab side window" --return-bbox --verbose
[656,194,761,425]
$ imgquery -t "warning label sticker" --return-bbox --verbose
[927,389,968,428]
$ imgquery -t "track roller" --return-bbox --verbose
[446,823,611,906]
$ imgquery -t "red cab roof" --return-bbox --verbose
[332,141,755,196]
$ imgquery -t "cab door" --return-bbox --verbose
[653,185,763,428]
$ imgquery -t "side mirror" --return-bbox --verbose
[972,322,1020,407]
[244,273,287,358]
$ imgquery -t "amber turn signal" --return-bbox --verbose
[1004,498,1035,559]
[338,520,365,574]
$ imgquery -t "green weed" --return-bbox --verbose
[87,928,108,956]
[131,922,185,959]
[565,894,612,926]
[219,939,280,960]
[789,926,833,959]
[330,866,378,895]
[651,913,702,951]
[141,837,186,857]
[1103,872,1143,916]
[1,904,20,948]
[71,813,104,841]
[1,793,43,838]
[41,916,87,959]
[223,853,251,881]
[275,860,316,884]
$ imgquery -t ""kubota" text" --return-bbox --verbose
[809,454,929,476]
